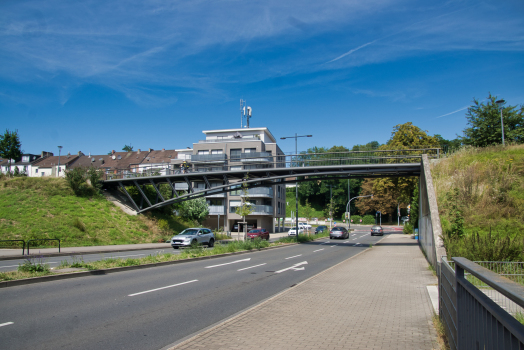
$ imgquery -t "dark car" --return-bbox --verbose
[329,226,349,239]
[315,225,328,234]
[247,228,270,240]
[371,225,383,236]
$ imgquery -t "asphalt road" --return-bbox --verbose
[0,227,384,350]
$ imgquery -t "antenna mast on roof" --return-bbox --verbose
[240,99,246,128]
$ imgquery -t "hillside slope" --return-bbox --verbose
[431,144,524,259]
[0,177,185,247]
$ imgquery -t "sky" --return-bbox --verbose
[1,0,523,156]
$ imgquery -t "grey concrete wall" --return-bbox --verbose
[419,154,447,273]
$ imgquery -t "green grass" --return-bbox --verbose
[432,144,524,261]
[0,177,191,247]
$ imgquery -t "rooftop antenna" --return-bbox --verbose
[246,106,252,128]
[240,99,246,128]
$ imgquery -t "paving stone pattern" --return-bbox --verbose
[172,233,439,350]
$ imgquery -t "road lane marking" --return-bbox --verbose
[111,254,146,258]
[237,263,267,271]
[128,280,198,297]
[330,245,337,247]
[285,254,302,259]
[313,249,324,252]
[275,261,308,274]
[0,322,14,327]
[0,265,21,269]
[205,258,251,268]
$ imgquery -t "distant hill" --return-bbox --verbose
[0,177,186,247]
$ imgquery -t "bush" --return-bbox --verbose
[403,222,414,234]
[350,215,362,224]
[362,215,375,225]
[157,219,170,232]
[444,229,523,261]
[18,256,50,273]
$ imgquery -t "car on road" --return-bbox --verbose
[247,228,270,240]
[298,222,312,230]
[314,225,328,234]
[329,226,349,239]
[401,216,409,223]
[371,225,383,236]
[288,227,304,236]
[171,228,215,249]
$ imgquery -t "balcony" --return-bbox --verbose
[191,154,227,163]
[230,187,273,198]
[229,205,273,215]
[208,206,225,215]
[239,152,272,162]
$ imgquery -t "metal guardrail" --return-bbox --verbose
[444,257,524,349]
[0,239,25,255]
[26,239,61,255]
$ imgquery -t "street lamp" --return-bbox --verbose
[280,133,312,239]
[496,99,506,146]
[346,194,373,227]
[57,146,63,177]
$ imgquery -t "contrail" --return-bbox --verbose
[435,106,469,119]
[326,39,380,63]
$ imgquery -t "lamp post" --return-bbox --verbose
[57,146,63,177]
[346,194,373,228]
[280,133,312,240]
[496,99,506,146]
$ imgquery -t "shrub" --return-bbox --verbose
[444,229,523,261]
[403,222,414,234]
[362,215,375,225]
[350,215,362,224]
[18,256,50,273]
[65,167,88,196]
[157,219,169,232]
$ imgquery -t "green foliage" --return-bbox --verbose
[235,177,255,218]
[157,219,170,232]
[362,215,375,225]
[349,215,362,224]
[178,197,209,225]
[65,167,88,195]
[122,144,134,152]
[443,188,465,238]
[403,222,414,234]
[410,183,419,229]
[302,199,314,221]
[72,217,86,232]
[462,94,524,147]
[444,230,523,261]
[18,256,50,273]
[0,129,22,174]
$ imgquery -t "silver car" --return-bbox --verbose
[171,228,215,249]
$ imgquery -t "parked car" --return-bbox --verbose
[247,228,270,240]
[288,227,304,236]
[171,228,215,249]
[401,216,409,223]
[298,222,312,230]
[329,226,349,239]
[315,225,328,234]
[371,225,383,236]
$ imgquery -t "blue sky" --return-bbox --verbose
[1,0,523,155]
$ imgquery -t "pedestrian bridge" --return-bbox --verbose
[101,148,440,214]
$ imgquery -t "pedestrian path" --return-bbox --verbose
[170,232,438,350]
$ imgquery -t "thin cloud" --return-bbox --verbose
[435,106,469,119]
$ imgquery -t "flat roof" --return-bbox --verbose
[201,127,277,143]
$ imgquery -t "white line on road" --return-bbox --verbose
[205,258,251,268]
[275,261,308,274]
[0,322,14,327]
[0,265,21,269]
[352,234,356,236]
[111,254,146,258]
[330,245,337,247]
[285,254,302,259]
[313,249,324,252]
[128,280,198,297]
[237,263,267,271]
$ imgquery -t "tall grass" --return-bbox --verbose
[432,145,524,260]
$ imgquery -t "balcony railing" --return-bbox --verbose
[230,187,273,198]
[229,205,273,215]
[238,152,272,162]
[208,205,225,214]
[191,154,227,163]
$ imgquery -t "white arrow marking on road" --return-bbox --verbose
[275,261,308,274]
[205,258,251,268]
[0,322,14,328]
[128,280,198,296]
[285,254,302,259]
[237,263,267,271]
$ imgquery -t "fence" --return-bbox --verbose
[440,257,524,350]
[26,239,61,255]
[0,239,25,255]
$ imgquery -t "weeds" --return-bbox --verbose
[432,313,450,350]
[18,255,50,273]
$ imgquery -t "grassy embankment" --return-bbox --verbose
[0,176,191,247]
[431,144,524,261]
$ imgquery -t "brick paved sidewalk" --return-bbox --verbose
[169,232,439,350]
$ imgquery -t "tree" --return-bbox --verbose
[178,197,209,226]
[0,129,22,175]
[122,144,134,152]
[235,177,255,239]
[462,94,524,147]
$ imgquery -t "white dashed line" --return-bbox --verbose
[330,245,337,247]
[111,254,146,258]
[237,263,267,271]
[0,322,14,328]
[205,258,251,268]
[128,280,198,297]
[0,265,21,269]
[313,249,324,252]
[285,254,302,260]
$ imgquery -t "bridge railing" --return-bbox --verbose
[102,148,440,180]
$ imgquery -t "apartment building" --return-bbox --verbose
[172,127,287,233]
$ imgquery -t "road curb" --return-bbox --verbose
[0,240,323,288]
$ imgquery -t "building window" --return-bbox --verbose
[277,186,280,198]
[278,202,281,214]
[229,200,241,207]
[230,149,241,160]
[211,149,223,154]
[244,148,256,153]
[198,150,209,155]
[230,166,241,171]
[35,168,39,173]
